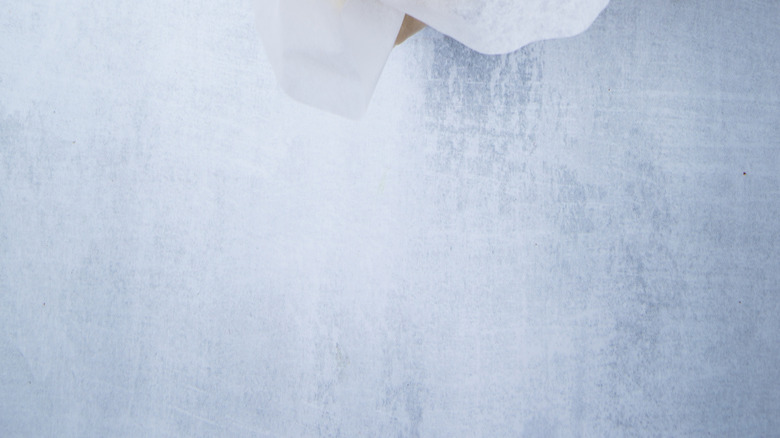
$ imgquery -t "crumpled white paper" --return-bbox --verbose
[256,0,610,118]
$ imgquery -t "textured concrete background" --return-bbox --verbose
[1,1,779,437]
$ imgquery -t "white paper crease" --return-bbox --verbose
[256,0,610,117]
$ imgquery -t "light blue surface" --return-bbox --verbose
[1,1,779,436]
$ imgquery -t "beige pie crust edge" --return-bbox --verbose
[394,14,426,45]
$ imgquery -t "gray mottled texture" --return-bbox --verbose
[1,1,779,437]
